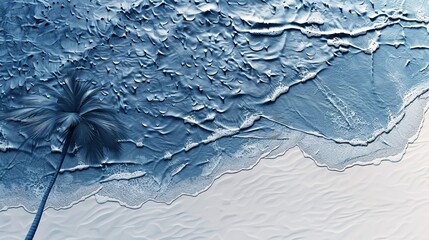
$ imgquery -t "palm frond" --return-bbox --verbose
[4,75,127,165]
[7,107,59,140]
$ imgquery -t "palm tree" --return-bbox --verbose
[3,76,126,240]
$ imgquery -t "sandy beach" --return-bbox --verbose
[1,109,429,240]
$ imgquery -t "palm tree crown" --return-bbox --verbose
[4,75,126,239]
[7,76,126,164]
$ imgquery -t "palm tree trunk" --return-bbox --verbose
[25,128,75,240]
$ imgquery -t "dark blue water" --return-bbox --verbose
[1,0,429,211]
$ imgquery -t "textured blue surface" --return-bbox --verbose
[1,0,429,210]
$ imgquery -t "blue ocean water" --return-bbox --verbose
[1,0,429,211]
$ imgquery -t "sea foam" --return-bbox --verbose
[1,0,429,211]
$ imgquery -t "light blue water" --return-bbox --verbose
[1,0,429,211]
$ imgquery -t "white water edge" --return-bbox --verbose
[2,115,429,239]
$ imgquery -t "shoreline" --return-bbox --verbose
[1,111,429,239]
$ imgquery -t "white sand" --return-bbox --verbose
[2,113,429,240]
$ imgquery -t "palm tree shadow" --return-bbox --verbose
[2,75,127,240]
